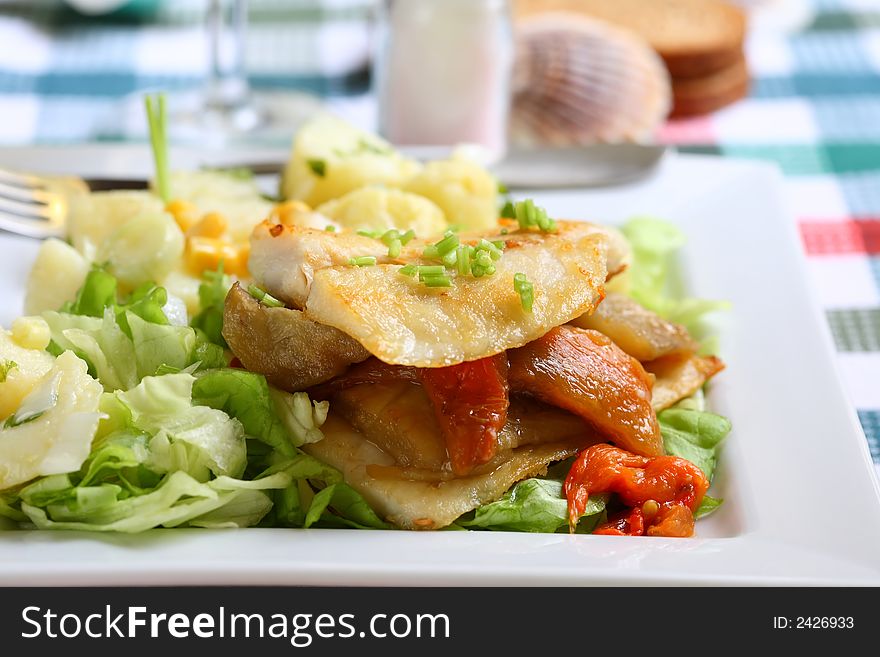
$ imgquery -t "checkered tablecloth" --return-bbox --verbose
[0,0,878,476]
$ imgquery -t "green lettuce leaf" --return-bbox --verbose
[192,369,299,457]
[457,478,607,533]
[113,372,247,479]
[190,265,231,348]
[694,495,723,519]
[44,307,197,392]
[659,407,731,480]
[621,217,728,336]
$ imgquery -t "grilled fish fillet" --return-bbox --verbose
[304,414,589,529]
[249,219,630,367]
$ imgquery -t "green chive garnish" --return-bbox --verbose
[435,231,460,256]
[307,159,327,177]
[144,93,170,203]
[421,274,452,287]
[399,229,416,245]
[325,225,337,232]
[513,273,534,311]
[500,201,516,219]
[247,284,285,308]
[349,256,377,267]
[510,199,557,232]
[399,264,419,277]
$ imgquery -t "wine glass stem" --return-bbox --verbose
[205,0,251,112]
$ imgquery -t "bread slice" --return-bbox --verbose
[670,52,749,117]
[514,0,747,78]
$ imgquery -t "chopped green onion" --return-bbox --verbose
[324,225,337,232]
[500,201,516,219]
[399,229,416,245]
[498,182,509,195]
[414,265,445,276]
[144,93,170,203]
[513,273,534,312]
[387,239,402,258]
[422,245,439,259]
[399,264,419,277]
[441,249,458,267]
[435,231,460,256]
[476,239,503,260]
[307,159,327,177]
[349,256,377,267]
[357,229,382,239]
[379,229,404,257]
[0,359,17,383]
[421,274,452,287]
[511,199,557,232]
[500,228,509,235]
[492,240,506,250]
[456,245,472,276]
[247,284,285,308]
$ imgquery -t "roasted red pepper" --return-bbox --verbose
[564,443,709,537]
[419,354,509,475]
[311,355,510,476]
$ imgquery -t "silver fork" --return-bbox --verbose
[0,169,90,239]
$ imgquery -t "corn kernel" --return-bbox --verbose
[186,237,241,276]
[229,242,251,278]
[11,316,51,351]
[187,211,228,239]
[166,199,201,233]
[271,200,311,227]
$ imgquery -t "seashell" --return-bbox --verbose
[511,13,672,146]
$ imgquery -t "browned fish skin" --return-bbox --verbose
[508,325,663,457]
[570,292,697,362]
[222,282,370,391]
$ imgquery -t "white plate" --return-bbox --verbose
[1,148,879,586]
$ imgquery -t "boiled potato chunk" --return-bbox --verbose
[0,350,103,491]
[96,211,185,290]
[282,115,421,207]
[0,327,54,421]
[316,187,447,237]
[404,158,499,232]
[68,191,164,261]
[24,238,90,315]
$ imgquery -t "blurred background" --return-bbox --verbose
[0,0,875,155]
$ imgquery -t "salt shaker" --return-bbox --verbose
[375,0,514,162]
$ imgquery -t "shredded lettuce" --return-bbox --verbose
[192,369,298,458]
[190,265,230,348]
[621,217,728,337]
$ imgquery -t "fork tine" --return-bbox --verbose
[0,179,52,205]
[0,210,63,239]
[0,194,53,220]
[0,167,46,190]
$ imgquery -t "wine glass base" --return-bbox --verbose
[95,88,327,147]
